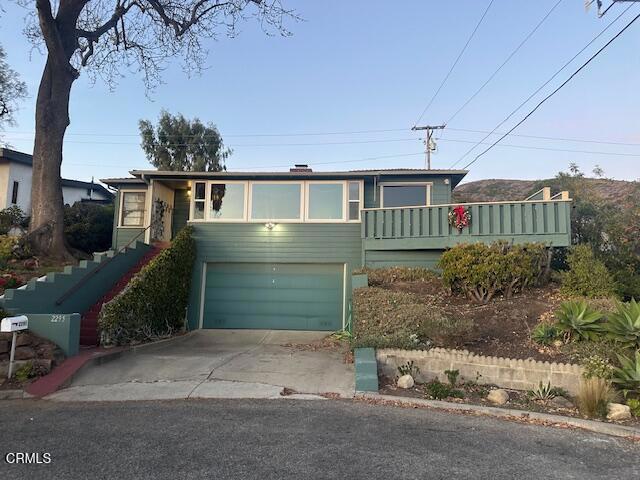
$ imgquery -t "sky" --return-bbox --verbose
[0,0,639,186]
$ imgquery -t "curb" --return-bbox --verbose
[355,392,640,440]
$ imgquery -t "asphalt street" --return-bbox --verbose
[0,398,637,479]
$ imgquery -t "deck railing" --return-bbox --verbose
[361,197,572,249]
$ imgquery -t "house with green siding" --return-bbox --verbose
[103,166,571,333]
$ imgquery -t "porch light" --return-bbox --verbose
[264,222,276,230]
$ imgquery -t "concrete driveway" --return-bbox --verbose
[48,330,355,401]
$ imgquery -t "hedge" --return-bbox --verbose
[438,241,549,303]
[560,244,617,298]
[99,227,196,345]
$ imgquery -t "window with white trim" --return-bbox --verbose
[307,182,344,221]
[192,182,206,220]
[210,182,245,220]
[348,181,361,221]
[250,183,302,220]
[380,183,431,208]
[120,191,147,227]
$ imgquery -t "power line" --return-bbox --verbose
[2,128,408,138]
[462,9,640,170]
[444,0,565,125]
[438,137,640,157]
[6,127,640,150]
[450,2,636,168]
[412,0,495,126]
[445,127,640,147]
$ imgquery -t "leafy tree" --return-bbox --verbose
[139,111,230,172]
[0,44,27,129]
[15,0,296,259]
[548,165,640,300]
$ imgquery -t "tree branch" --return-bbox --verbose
[35,0,79,77]
[146,0,234,37]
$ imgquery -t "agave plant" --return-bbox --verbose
[606,299,640,349]
[611,350,640,395]
[555,301,605,341]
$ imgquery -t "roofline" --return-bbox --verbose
[128,169,468,178]
[0,147,33,166]
[103,168,468,188]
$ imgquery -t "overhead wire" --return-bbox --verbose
[449,2,636,168]
[461,9,640,170]
[412,0,495,126]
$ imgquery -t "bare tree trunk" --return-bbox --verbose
[29,56,75,260]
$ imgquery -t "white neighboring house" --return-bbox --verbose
[0,148,114,213]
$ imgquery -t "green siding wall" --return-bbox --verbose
[187,223,362,330]
[172,189,190,237]
[365,250,443,269]
[363,175,453,208]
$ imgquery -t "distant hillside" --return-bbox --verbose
[453,178,640,207]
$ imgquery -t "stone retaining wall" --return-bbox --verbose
[377,348,584,395]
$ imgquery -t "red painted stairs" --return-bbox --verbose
[79,244,165,346]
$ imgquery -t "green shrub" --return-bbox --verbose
[606,299,640,350]
[426,378,464,400]
[438,242,548,303]
[397,361,420,378]
[355,266,436,286]
[0,235,17,260]
[611,350,640,394]
[627,398,640,417]
[64,203,114,254]
[531,322,560,346]
[99,227,196,345]
[560,245,616,298]
[555,300,605,341]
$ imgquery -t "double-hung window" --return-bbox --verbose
[347,181,361,221]
[192,182,207,220]
[120,191,147,227]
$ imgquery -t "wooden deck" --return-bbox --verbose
[361,197,572,251]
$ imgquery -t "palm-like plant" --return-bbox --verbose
[555,301,605,341]
[611,350,640,394]
[606,299,640,349]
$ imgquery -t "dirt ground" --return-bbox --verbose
[378,375,640,428]
[362,276,570,362]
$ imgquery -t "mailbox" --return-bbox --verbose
[1,315,28,333]
[2,315,29,379]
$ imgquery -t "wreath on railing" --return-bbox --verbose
[448,205,471,231]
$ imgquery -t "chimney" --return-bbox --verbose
[290,164,312,173]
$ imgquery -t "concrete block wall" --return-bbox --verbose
[377,348,584,395]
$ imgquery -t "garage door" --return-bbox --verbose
[202,263,344,330]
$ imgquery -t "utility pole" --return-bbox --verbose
[411,125,445,169]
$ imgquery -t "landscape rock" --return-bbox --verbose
[397,375,415,389]
[487,389,509,405]
[13,346,36,361]
[15,333,34,347]
[607,403,631,421]
[550,396,573,409]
